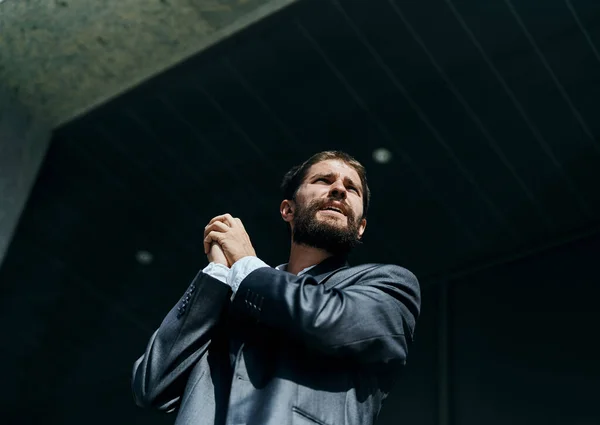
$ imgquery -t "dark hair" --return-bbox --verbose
[280,150,370,218]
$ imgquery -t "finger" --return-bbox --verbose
[203,231,223,247]
[207,215,228,227]
[235,218,245,230]
[203,238,218,254]
[204,239,211,254]
[209,214,236,227]
[204,220,229,238]
[203,234,214,254]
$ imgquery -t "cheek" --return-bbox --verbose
[351,200,364,218]
[298,188,322,204]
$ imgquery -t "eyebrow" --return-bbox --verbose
[312,172,362,194]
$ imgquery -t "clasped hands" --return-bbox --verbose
[204,214,256,268]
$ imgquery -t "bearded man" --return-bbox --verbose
[132,151,421,425]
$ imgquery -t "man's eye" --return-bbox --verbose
[316,178,328,183]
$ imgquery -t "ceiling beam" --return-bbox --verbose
[0,0,296,128]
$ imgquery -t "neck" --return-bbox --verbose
[287,242,333,275]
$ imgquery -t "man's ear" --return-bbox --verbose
[280,200,295,223]
[357,218,367,239]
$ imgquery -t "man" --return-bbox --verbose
[132,151,421,425]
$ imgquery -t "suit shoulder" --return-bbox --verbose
[348,263,419,284]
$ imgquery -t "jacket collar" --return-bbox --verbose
[305,255,350,284]
[277,256,350,284]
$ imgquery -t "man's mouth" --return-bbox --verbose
[320,205,346,216]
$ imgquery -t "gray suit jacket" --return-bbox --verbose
[132,256,421,425]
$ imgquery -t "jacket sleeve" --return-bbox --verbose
[231,264,420,364]
[131,270,231,411]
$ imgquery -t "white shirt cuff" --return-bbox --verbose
[202,262,230,285]
[228,256,270,294]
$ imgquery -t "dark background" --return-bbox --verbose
[1,0,599,424]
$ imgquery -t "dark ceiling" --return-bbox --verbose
[2,0,600,423]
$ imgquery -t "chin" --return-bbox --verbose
[317,215,347,226]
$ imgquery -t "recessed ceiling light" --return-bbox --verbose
[372,148,392,164]
[136,250,153,265]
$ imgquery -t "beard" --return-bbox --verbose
[292,198,363,256]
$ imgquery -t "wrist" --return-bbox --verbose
[211,260,230,267]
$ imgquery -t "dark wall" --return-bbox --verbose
[378,286,441,425]
[379,231,600,425]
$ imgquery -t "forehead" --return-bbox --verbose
[305,159,361,182]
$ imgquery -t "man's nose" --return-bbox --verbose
[329,181,347,199]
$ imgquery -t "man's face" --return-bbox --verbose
[283,159,367,255]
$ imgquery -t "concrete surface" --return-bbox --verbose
[0,0,296,127]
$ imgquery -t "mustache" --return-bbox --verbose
[312,198,351,215]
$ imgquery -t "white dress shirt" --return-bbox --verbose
[202,256,317,295]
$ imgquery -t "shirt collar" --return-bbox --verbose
[275,263,317,276]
